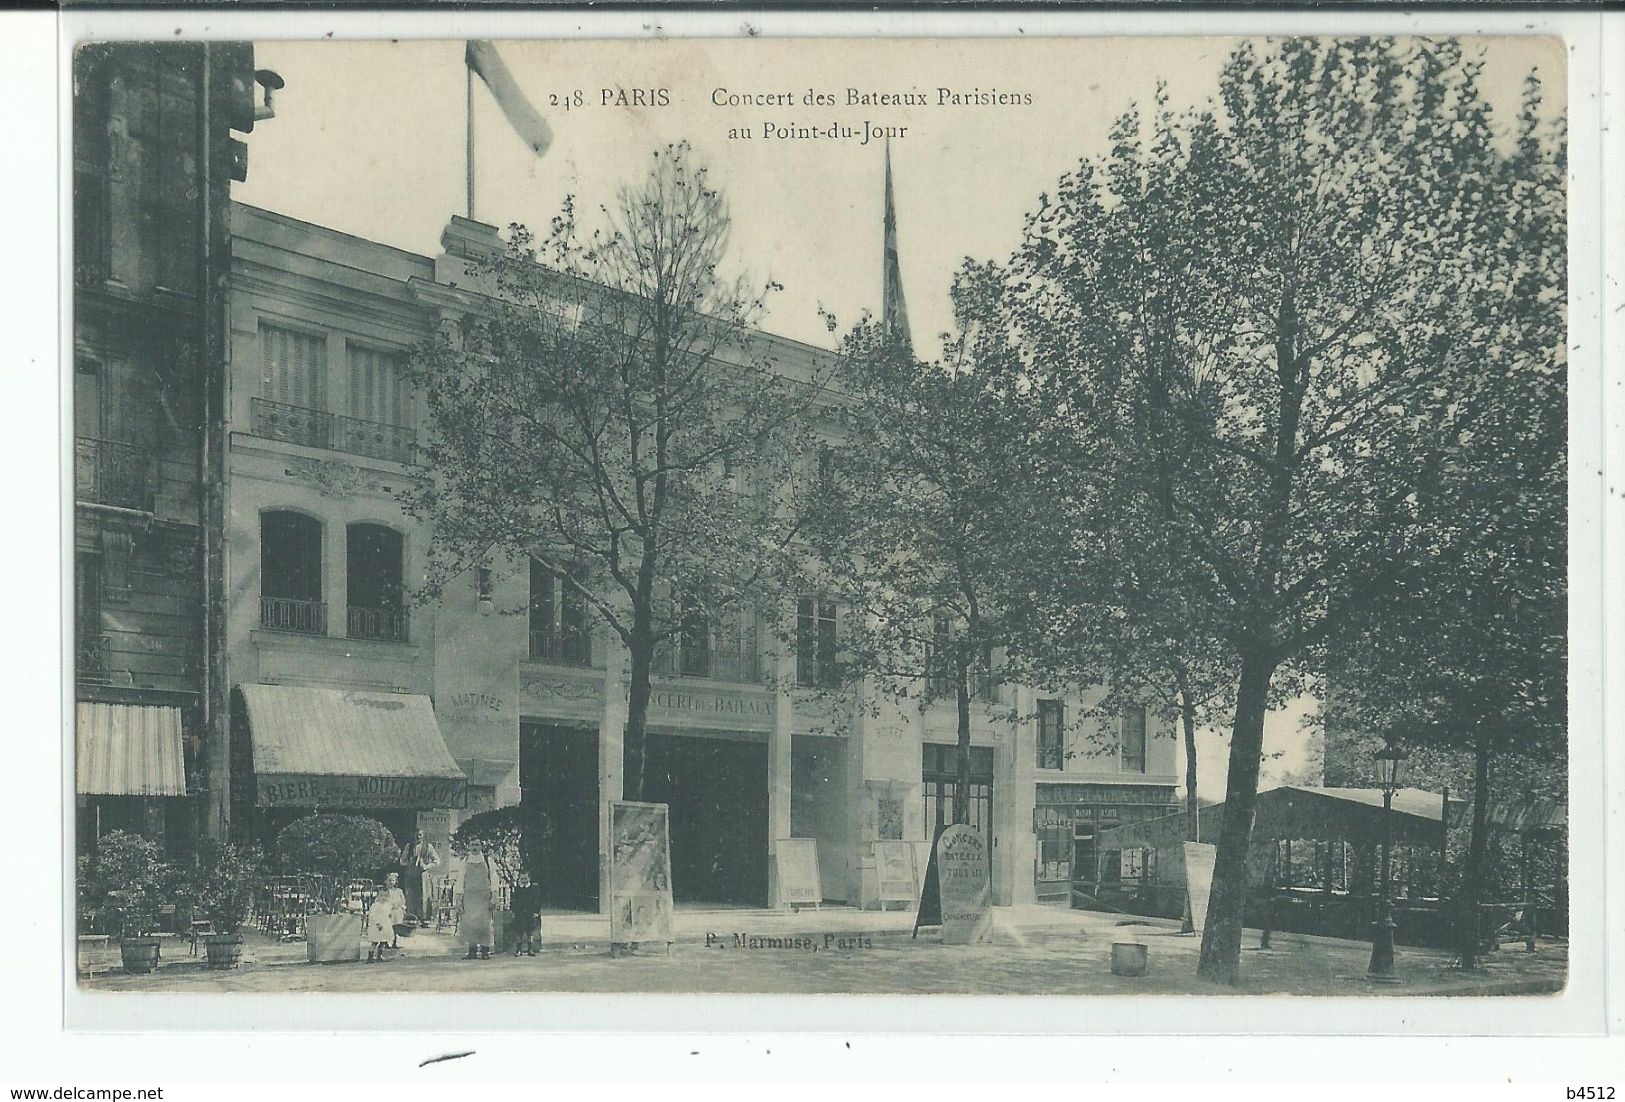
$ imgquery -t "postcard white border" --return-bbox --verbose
[24,4,1617,1049]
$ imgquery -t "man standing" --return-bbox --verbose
[399,830,440,926]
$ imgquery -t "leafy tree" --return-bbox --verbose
[187,841,265,934]
[807,273,1032,825]
[81,830,174,938]
[451,806,527,895]
[404,143,823,800]
[1318,72,1566,966]
[990,38,1562,983]
[276,814,400,910]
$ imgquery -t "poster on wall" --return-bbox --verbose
[774,838,822,908]
[609,801,674,951]
[874,840,917,905]
[1183,841,1217,933]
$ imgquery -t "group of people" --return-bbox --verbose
[363,831,545,964]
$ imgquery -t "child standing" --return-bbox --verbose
[510,870,543,957]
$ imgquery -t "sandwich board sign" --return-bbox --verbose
[1183,841,1217,933]
[774,838,822,908]
[609,800,673,953]
[912,823,992,944]
[874,840,917,907]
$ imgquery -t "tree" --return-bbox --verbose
[405,143,824,800]
[807,272,1032,825]
[990,38,1562,983]
[276,814,400,910]
[1317,71,1566,967]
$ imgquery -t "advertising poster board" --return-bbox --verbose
[874,840,917,905]
[774,838,822,907]
[935,823,993,944]
[1183,841,1217,933]
[609,801,674,951]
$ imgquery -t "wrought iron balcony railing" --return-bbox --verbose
[528,629,594,667]
[335,415,416,465]
[260,595,327,635]
[347,605,409,644]
[75,437,152,510]
[251,398,333,449]
[77,633,111,683]
[654,642,761,683]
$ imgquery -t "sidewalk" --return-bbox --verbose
[78,901,1567,996]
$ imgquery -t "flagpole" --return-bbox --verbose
[465,60,475,221]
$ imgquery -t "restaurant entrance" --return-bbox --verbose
[519,723,600,912]
[638,730,768,907]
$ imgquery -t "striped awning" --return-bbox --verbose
[239,684,467,810]
[75,702,187,797]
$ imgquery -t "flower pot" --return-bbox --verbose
[204,932,245,970]
[119,936,161,975]
[1110,941,1149,977]
[304,913,364,964]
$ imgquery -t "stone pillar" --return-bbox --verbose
[767,643,795,907]
[998,683,1039,906]
[596,629,627,916]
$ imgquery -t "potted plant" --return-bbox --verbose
[85,831,170,974]
[190,841,263,970]
[451,806,526,951]
[277,814,401,964]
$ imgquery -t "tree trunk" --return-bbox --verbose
[1458,728,1492,970]
[1195,647,1275,985]
[1177,668,1199,934]
[623,609,656,803]
[953,662,972,825]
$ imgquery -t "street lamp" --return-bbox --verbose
[1367,735,1409,982]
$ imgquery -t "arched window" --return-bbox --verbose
[347,523,406,642]
[260,511,324,634]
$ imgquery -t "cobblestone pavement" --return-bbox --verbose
[80,906,1566,997]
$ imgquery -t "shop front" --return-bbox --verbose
[75,701,193,856]
[231,684,468,850]
[1034,782,1180,901]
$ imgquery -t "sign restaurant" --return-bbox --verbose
[256,773,467,810]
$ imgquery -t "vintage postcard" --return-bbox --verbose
[67,31,1572,1014]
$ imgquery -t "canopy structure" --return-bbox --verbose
[76,702,187,797]
[238,684,467,810]
[1484,796,1567,837]
[1099,784,1468,854]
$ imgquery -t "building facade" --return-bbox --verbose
[72,42,268,856]
[218,202,1178,912]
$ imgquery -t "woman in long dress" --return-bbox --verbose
[365,872,406,963]
[460,852,495,960]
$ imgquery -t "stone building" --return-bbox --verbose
[72,42,273,856]
[217,199,1178,911]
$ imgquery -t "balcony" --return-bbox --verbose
[75,437,152,510]
[655,642,761,683]
[528,629,593,667]
[347,605,409,644]
[77,633,111,684]
[335,415,416,465]
[252,398,332,449]
[260,595,327,636]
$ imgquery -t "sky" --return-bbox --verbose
[235,35,1559,796]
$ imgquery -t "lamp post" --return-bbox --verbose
[1367,735,1408,982]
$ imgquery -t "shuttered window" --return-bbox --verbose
[261,325,327,411]
[348,344,410,427]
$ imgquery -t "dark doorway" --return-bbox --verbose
[519,723,600,911]
[922,743,995,855]
[636,732,768,907]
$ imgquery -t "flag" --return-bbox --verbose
[882,139,912,351]
[465,40,553,158]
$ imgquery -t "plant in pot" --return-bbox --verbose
[190,841,263,970]
[451,806,526,953]
[86,830,170,974]
[277,814,401,964]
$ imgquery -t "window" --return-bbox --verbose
[72,51,112,285]
[1037,699,1065,770]
[475,565,494,605]
[339,345,415,463]
[796,598,839,688]
[261,325,328,411]
[530,559,591,665]
[1121,705,1148,773]
[260,511,324,634]
[346,524,407,642]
